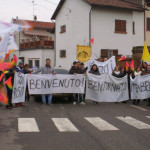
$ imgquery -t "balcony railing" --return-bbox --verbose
[20,40,54,50]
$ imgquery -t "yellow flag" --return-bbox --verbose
[142,42,150,62]
[77,45,91,62]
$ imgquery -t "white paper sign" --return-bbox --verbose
[12,73,27,103]
[131,75,150,99]
[88,56,116,74]
[28,74,85,94]
[85,73,129,102]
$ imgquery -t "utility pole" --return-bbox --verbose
[32,0,35,20]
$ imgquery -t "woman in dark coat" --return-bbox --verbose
[124,67,135,101]
[89,64,100,75]
[112,66,124,78]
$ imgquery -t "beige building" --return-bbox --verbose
[145,0,150,46]
[12,18,55,68]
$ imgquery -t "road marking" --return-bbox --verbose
[146,116,150,119]
[52,118,79,132]
[130,105,148,111]
[85,117,119,131]
[18,118,40,132]
[117,116,150,129]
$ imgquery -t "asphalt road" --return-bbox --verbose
[1,97,150,150]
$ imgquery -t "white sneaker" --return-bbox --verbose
[80,102,85,105]
[73,102,77,105]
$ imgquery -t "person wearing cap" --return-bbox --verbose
[16,62,24,74]
[15,62,25,107]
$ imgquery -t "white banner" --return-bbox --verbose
[12,73,27,103]
[88,56,116,74]
[28,74,85,94]
[131,75,150,99]
[85,73,129,102]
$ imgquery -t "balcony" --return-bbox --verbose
[20,40,54,50]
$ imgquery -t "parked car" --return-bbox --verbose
[33,68,72,103]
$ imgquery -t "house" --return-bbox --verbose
[12,18,55,68]
[145,0,150,46]
[51,0,145,70]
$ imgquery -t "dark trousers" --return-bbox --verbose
[132,99,140,105]
[25,86,30,101]
[73,94,84,103]
[6,86,12,107]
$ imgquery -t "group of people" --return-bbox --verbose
[69,58,150,106]
[0,61,31,109]
[0,57,150,109]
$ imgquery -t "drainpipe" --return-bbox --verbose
[144,1,146,42]
[51,19,56,67]
[89,6,93,46]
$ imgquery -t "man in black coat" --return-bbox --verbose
[69,61,85,105]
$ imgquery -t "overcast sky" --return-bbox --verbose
[0,0,60,22]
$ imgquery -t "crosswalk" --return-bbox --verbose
[18,116,150,133]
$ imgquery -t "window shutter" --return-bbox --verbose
[113,50,118,55]
[101,49,108,57]
[133,22,135,34]
[115,20,126,33]
[147,18,150,31]
[60,50,66,58]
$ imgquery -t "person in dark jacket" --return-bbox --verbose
[69,61,83,74]
[5,68,16,109]
[112,66,124,78]
[124,66,135,102]
[69,61,85,105]
[141,62,148,75]
[132,66,142,105]
[89,64,100,75]
[24,64,31,101]
[146,65,150,106]
[16,62,24,74]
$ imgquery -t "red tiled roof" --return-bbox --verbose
[13,19,55,29]
[51,0,144,20]
[86,0,143,10]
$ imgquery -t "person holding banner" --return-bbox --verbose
[146,65,150,106]
[24,64,31,101]
[124,67,135,102]
[112,66,124,78]
[132,66,142,105]
[141,62,148,75]
[89,64,100,75]
[5,68,16,109]
[69,61,85,105]
[33,59,56,104]
[15,62,25,107]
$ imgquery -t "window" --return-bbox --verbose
[101,49,118,59]
[115,20,127,33]
[28,59,40,68]
[35,60,40,68]
[60,50,66,58]
[147,18,150,31]
[60,25,66,33]
[29,60,33,68]
[133,22,135,34]
[19,57,24,64]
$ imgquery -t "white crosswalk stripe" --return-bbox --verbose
[52,118,79,132]
[18,118,40,132]
[85,117,119,131]
[146,116,150,119]
[117,116,150,129]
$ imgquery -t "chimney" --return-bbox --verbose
[34,15,37,22]
[16,16,19,22]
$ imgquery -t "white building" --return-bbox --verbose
[51,0,145,70]
[12,18,55,68]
